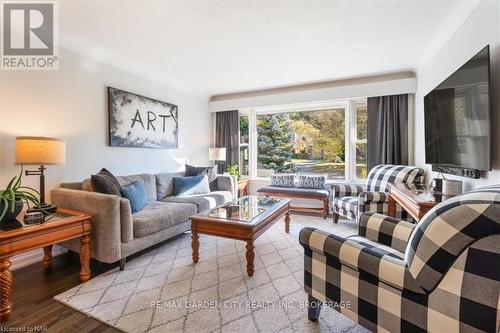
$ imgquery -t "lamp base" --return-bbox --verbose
[28,204,57,215]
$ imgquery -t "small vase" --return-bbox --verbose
[0,200,23,223]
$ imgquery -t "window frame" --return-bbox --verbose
[239,99,367,184]
[238,114,250,177]
[351,100,368,182]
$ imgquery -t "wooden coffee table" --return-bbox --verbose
[0,208,92,322]
[190,196,291,276]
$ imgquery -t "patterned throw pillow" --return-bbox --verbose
[297,175,326,189]
[270,174,295,187]
[90,168,122,196]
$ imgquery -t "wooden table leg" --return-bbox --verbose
[246,240,255,276]
[0,257,12,322]
[285,210,290,233]
[43,245,53,268]
[323,197,329,219]
[192,230,199,263]
[80,234,91,282]
[388,194,396,217]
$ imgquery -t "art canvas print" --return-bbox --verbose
[108,87,178,148]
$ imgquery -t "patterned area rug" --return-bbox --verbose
[54,216,369,333]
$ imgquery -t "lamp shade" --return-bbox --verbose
[208,147,226,161]
[15,137,66,165]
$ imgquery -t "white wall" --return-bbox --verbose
[0,47,211,268]
[415,0,500,190]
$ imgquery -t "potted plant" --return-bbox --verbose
[227,164,241,181]
[0,167,42,223]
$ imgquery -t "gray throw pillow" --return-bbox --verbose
[297,175,326,189]
[270,174,295,187]
[90,168,122,196]
[185,164,218,190]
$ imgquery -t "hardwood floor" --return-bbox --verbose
[1,252,118,333]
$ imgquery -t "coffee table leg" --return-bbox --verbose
[285,211,290,233]
[43,245,53,268]
[0,257,12,322]
[80,234,91,282]
[192,230,199,263]
[246,240,255,276]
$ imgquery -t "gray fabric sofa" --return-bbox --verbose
[50,172,236,269]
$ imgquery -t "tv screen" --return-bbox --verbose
[424,45,491,171]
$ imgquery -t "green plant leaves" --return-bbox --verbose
[0,166,42,221]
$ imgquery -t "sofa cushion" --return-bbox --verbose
[132,201,196,238]
[173,175,210,197]
[116,174,157,201]
[257,186,329,197]
[121,181,148,213]
[155,172,183,199]
[162,191,232,213]
[90,168,122,196]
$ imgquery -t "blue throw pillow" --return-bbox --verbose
[173,175,210,197]
[121,181,148,213]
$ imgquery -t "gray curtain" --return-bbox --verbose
[367,94,408,170]
[215,110,239,173]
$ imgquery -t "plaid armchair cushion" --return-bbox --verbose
[332,196,359,221]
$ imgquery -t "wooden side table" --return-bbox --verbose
[0,208,92,322]
[237,179,249,197]
[388,183,439,222]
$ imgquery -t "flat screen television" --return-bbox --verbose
[424,45,491,172]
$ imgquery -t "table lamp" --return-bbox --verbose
[208,147,226,173]
[15,137,66,213]
[208,147,226,161]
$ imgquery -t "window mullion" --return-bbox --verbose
[249,109,257,180]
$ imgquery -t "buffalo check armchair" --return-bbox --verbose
[300,185,500,333]
[331,164,425,223]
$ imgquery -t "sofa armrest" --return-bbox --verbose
[50,188,123,263]
[358,213,415,252]
[299,227,424,293]
[216,174,237,200]
[331,184,366,198]
[120,198,134,243]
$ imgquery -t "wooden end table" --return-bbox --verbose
[0,208,92,322]
[237,179,249,197]
[388,183,440,222]
[190,196,290,276]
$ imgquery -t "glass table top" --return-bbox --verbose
[199,196,286,223]
[395,183,447,203]
[0,211,76,232]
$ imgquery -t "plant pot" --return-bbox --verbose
[0,200,23,223]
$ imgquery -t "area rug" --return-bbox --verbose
[54,216,369,333]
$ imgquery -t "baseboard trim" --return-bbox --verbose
[11,246,67,270]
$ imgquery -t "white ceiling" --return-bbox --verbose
[59,0,482,99]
